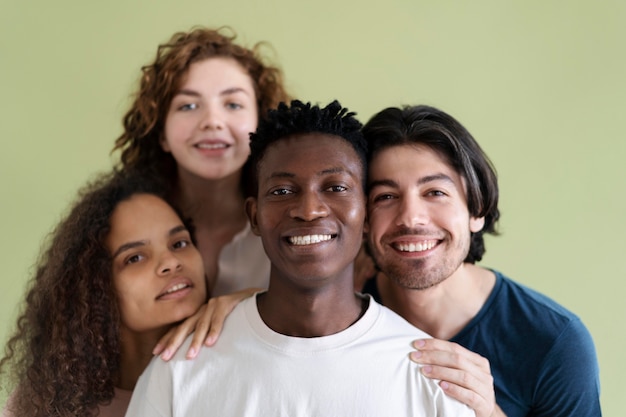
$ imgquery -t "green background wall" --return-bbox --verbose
[1,0,623,414]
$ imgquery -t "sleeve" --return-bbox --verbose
[124,358,173,417]
[531,318,602,416]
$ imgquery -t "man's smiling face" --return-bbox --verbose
[246,133,366,288]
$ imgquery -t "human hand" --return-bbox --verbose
[152,288,260,361]
[411,338,506,417]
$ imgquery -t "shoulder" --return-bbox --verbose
[494,271,582,325]
[369,298,432,339]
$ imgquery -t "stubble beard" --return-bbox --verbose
[371,237,470,291]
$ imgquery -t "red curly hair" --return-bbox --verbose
[112,26,291,195]
[0,171,187,416]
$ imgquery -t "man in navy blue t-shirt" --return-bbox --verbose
[361,104,601,417]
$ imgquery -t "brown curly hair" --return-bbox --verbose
[112,26,291,195]
[0,171,184,416]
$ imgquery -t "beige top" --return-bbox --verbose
[212,222,271,296]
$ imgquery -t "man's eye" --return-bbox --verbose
[328,185,347,192]
[372,193,394,202]
[271,188,292,196]
[427,190,446,197]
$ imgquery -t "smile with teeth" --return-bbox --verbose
[288,234,333,246]
[394,240,437,253]
[196,143,228,149]
[158,283,190,298]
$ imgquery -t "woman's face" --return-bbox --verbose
[106,193,207,334]
[162,57,259,183]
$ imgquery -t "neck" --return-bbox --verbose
[258,269,367,337]
[175,168,247,228]
[117,327,168,390]
[377,263,495,340]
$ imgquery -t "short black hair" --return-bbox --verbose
[362,104,499,263]
[248,100,367,194]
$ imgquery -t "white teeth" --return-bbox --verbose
[165,283,188,294]
[289,234,332,246]
[396,241,436,252]
[196,143,227,149]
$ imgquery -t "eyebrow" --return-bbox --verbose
[369,173,455,189]
[174,86,252,98]
[267,167,354,180]
[111,224,187,259]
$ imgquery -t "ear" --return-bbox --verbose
[469,216,485,233]
[245,196,261,236]
[160,134,171,153]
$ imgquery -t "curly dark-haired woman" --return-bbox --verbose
[0,172,207,416]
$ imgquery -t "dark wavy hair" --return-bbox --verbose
[0,171,189,416]
[112,26,291,196]
[249,100,367,194]
[362,105,500,263]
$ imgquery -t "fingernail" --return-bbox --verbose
[186,347,197,359]
[152,344,162,355]
[414,339,426,348]
[421,365,432,375]
[440,381,449,390]
[161,349,172,361]
[410,351,423,361]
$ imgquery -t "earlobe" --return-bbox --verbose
[469,216,485,233]
[160,135,171,153]
[245,197,261,236]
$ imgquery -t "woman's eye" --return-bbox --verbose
[173,239,190,249]
[179,103,198,111]
[125,254,144,265]
[226,102,242,110]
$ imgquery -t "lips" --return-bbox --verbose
[156,280,193,300]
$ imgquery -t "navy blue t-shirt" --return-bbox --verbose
[363,270,601,417]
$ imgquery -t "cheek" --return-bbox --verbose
[163,113,190,145]
[365,210,388,242]
[233,113,258,141]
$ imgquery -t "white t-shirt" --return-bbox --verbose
[126,294,474,417]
